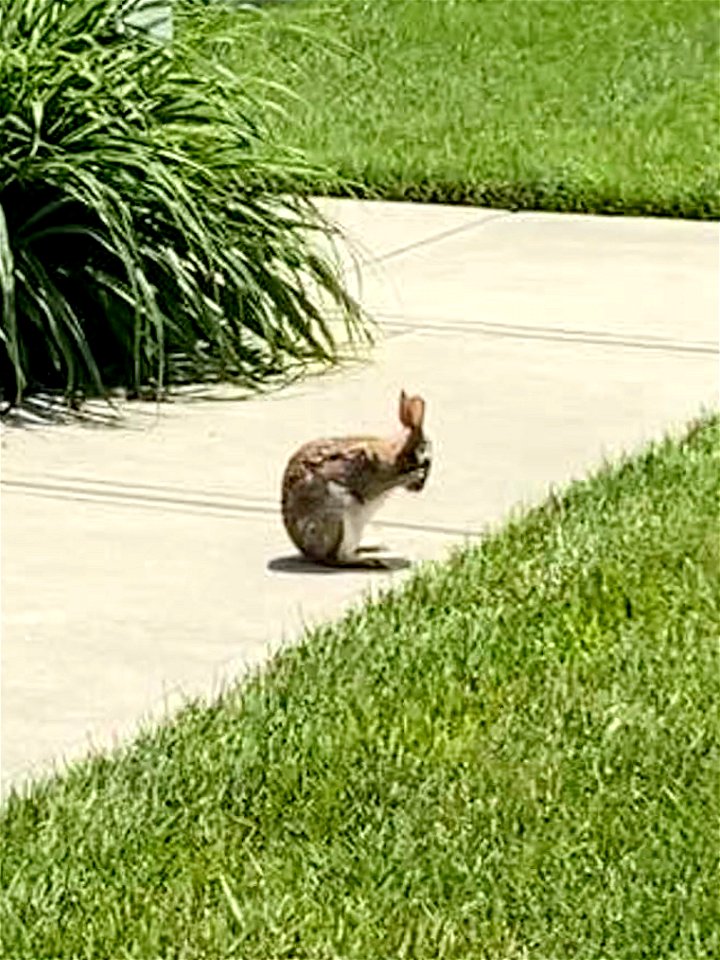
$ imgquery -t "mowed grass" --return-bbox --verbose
[2,415,719,959]
[189,0,720,217]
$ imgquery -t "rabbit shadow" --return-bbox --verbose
[268,553,412,575]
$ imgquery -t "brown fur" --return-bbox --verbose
[281,391,431,565]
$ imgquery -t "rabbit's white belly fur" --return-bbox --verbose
[328,482,390,559]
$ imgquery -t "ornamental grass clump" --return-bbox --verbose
[0,0,365,406]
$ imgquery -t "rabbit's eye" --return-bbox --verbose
[402,440,431,491]
[415,440,431,465]
[403,440,431,472]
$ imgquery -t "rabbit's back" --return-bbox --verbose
[281,437,390,563]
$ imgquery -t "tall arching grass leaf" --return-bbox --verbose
[0,0,367,406]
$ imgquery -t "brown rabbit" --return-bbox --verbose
[281,390,431,566]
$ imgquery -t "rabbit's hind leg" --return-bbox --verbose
[302,515,384,568]
[293,510,344,566]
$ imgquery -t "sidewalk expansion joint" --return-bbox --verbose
[2,477,475,539]
[373,210,512,264]
[377,314,719,355]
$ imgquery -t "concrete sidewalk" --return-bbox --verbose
[2,200,718,794]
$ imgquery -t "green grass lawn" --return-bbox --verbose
[2,415,718,959]
[186,0,720,218]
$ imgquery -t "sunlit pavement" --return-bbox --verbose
[2,199,717,794]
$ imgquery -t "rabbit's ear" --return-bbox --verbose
[399,390,425,431]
